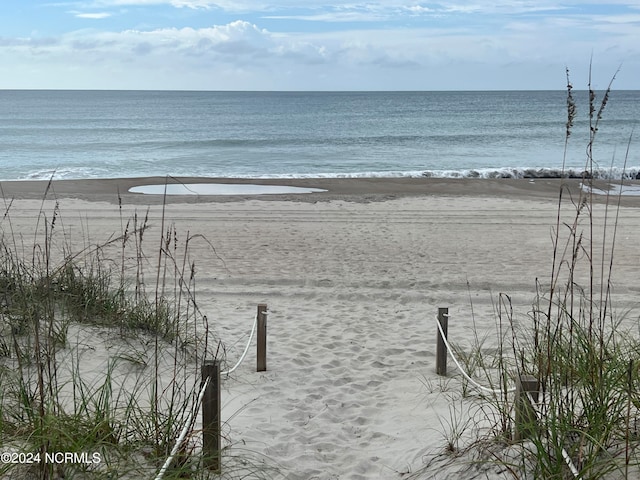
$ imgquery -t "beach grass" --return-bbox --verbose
[416,67,640,480]
[505,67,640,479]
[0,185,277,479]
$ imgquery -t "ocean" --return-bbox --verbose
[0,90,638,181]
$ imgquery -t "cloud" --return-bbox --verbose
[0,36,59,48]
[1,6,638,90]
[598,13,640,23]
[62,0,563,14]
[61,0,640,25]
[81,0,256,9]
[168,0,218,8]
[65,20,276,62]
[265,11,388,23]
[405,6,434,14]
[73,12,113,18]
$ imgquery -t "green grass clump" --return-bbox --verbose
[506,66,640,479]
[422,67,640,479]
[0,188,243,479]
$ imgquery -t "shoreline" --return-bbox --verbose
[2,176,638,205]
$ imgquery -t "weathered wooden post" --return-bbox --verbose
[257,304,268,372]
[202,359,221,472]
[515,374,539,441]
[436,307,449,376]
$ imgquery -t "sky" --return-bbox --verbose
[0,1,638,90]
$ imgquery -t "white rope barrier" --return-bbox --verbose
[154,375,211,480]
[154,309,267,479]
[436,313,581,477]
[221,310,265,376]
[436,315,516,395]
[526,392,582,479]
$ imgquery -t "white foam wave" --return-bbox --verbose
[238,166,640,180]
[22,167,111,181]
[582,182,640,196]
[8,166,640,182]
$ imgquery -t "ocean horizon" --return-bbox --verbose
[1,90,638,182]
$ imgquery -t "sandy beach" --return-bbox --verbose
[2,177,640,479]
[4,175,640,205]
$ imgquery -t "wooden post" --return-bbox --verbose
[436,307,449,376]
[257,304,267,372]
[515,374,539,441]
[202,359,221,472]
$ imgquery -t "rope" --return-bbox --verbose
[154,375,211,480]
[436,315,581,477]
[526,392,582,479]
[436,315,516,395]
[154,309,266,479]
[221,310,265,376]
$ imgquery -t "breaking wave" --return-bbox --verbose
[15,166,640,182]
[418,166,640,180]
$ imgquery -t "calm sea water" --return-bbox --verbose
[0,90,638,181]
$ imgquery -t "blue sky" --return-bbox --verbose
[0,1,638,90]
